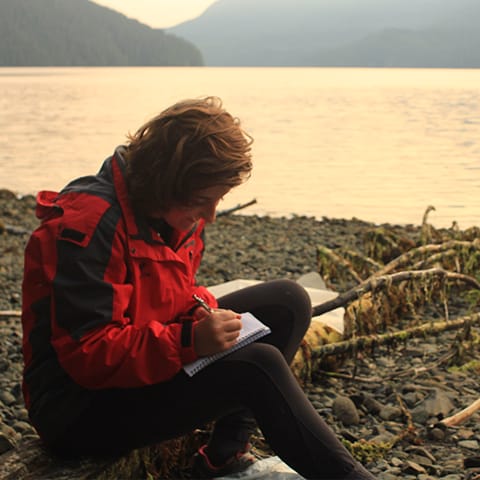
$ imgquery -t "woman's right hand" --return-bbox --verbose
[193,309,242,357]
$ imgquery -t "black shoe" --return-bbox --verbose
[190,444,256,479]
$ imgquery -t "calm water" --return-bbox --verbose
[1,67,479,228]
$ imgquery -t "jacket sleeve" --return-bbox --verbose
[49,208,200,389]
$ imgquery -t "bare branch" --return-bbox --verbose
[372,239,480,277]
[310,312,480,360]
[440,398,480,427]
[312,268,480,317]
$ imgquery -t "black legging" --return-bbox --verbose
[50,280,373,479]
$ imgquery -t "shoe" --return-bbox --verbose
[190,444,257,479]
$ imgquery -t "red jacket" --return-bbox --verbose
[21,149,217,440]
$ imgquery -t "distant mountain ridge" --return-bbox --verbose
[169,0,480,67]
[0,0,203,66]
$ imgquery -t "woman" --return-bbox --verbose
[21,97,374,479]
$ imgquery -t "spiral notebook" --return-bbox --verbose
[183,312,271,376]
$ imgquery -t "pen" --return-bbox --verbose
[193,294,214,313]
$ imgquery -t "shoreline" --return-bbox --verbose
[0,187,432,311]
[4,188,478,232]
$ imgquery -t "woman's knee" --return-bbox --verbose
[268,279,312,328]
[221,343,305,408]
[227,342,289,377]
[276,279,311,308]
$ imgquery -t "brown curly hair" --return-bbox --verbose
[124,96,253,214]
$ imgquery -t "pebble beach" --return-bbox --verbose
[1,189,479,479]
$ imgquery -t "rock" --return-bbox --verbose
[12,421,34,435]
[0,433,15,455]
[410,404,430,425]
[408,453,433,468]
[332,395,359,426]
[402,391,420,408]
[403,460,427,475]
[457,428,475,440]
[377,472,399,480]
[428,426,447,441]
[379,405,402,421]
[363,394,383,414]
[457,440,479,450]
[405,446,436,463]
[0,392,15,407]
[423,389,455,418]
[0,423,17,441]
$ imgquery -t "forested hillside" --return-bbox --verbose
[0,0,203,66]
[169,0,480,67]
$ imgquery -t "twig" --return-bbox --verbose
[317,245,363,284]
[0,310,21,317]
[217,199,257,217]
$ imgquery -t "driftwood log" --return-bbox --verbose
[0,433,202,480]
[0,438,140,480]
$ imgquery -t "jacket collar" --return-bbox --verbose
[110,147,201,249]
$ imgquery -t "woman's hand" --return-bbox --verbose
[193,309,242,357]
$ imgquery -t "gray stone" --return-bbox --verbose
[332,395,359,426]
[408,454,433,467]
[457,439,479,450]
[363,394,383,414]
[390,457,403,467]
[0,391,16,406]
[405,446,436,463]
[423,389,455,418]
[379,405,402,421]
[377,473,398,480]
[428,427,446,441]
[0,432,16,454]
[402,391,419,407]
[410,404,430,424]
[403,460,427,475]
[371,432,396,444]
[456,427,475,440]
[0,422,17,439]
[12,420,35,434]
[13,407,29,422]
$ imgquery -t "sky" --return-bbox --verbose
[92,0,218,29]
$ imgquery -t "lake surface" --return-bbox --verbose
[1,67,479,228]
